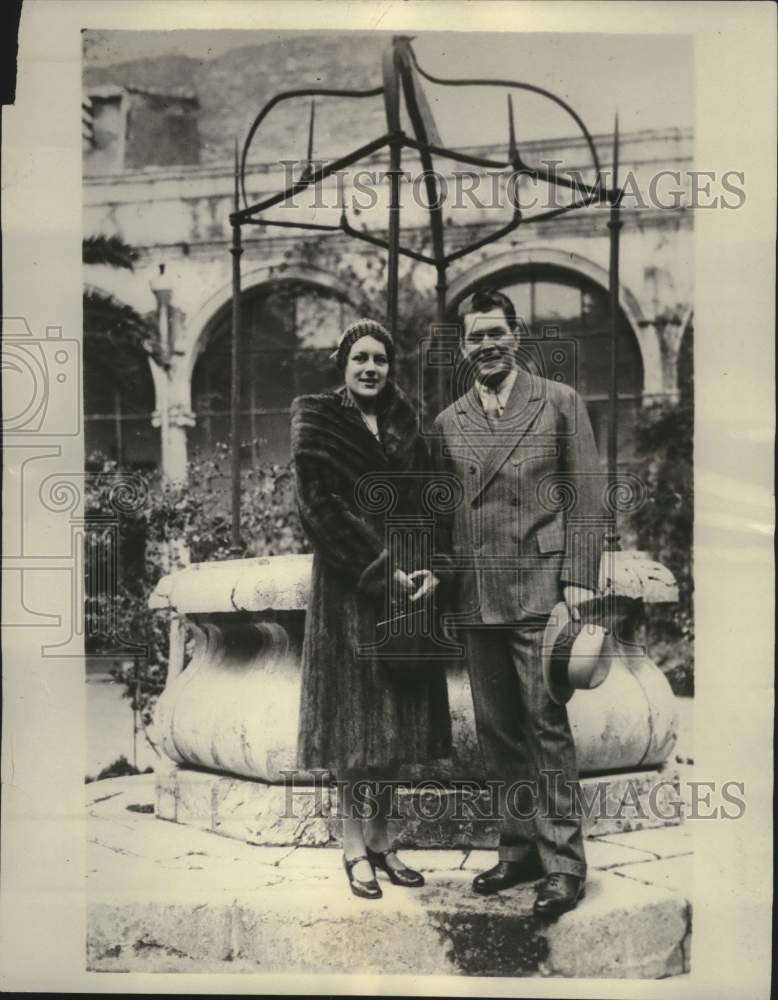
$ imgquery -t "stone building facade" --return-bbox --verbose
[82,36,694,484]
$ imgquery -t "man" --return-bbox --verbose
[431,287,605,916]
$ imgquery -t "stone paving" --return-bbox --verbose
[87,774,692,978]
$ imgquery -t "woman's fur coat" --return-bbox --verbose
[291,381,452,774]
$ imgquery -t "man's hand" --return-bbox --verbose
[563,585,595,621]
[407,569,440,602]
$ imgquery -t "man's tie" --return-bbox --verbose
[482,391,501,431]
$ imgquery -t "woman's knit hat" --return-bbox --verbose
[330,318,395,369]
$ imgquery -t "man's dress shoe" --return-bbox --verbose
[533,872,585,917]
[472,859,543,895]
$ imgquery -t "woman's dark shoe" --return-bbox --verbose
[365,846,425,887]
[473,859,543,895]
[533,872,585,917]
[343,854,382,900]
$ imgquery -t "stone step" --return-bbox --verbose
[87,774,692,978]
[157,762,683,848]
[87,867,690,978]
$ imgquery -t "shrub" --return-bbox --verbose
[84,451,308,729]
[85,754,154,783]
[628,390,694,695]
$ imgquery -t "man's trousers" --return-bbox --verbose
[462,624,587,878]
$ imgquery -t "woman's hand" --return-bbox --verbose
[407,569,440,602]
[393,568,416,594]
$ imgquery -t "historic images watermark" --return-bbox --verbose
[2,317,81,436]
[274,160,747,213]
[281,772,747,823]
[2,314,150,658]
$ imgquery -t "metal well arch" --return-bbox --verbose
[226,34,625,553]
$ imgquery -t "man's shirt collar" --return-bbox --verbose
[475,367,518,414]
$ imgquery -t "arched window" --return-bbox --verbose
[458,266,644,461]
[190,281,346,467]
[84,337,159,471]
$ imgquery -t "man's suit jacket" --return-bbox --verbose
[431,368,606,625]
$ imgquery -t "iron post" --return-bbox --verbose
[605,113,623,551]
[435,264,449,408]
[386,137,402,338]
[229,139,244,556]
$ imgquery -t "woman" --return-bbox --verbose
[290,318,452,899]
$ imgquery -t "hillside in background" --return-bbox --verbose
[84,35,391,166]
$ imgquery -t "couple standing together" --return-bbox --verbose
[290,288,604,918]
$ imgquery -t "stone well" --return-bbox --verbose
[150,550,680,784]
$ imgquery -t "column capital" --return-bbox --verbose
[150,406,196,429]
[169,405,196,429]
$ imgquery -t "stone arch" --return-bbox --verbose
[446,247,663,398]
[183,261,358,391]
[182,260,358,467]
[83,327,160,469]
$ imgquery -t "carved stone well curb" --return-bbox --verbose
[149,550,680,788]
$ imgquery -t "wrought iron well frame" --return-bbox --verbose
[226,35,624,555]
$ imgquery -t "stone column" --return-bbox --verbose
[166,404,195,484]
[150,274,194,485]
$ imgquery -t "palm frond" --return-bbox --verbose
[82,235,139,271]
[84,286,167,368]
